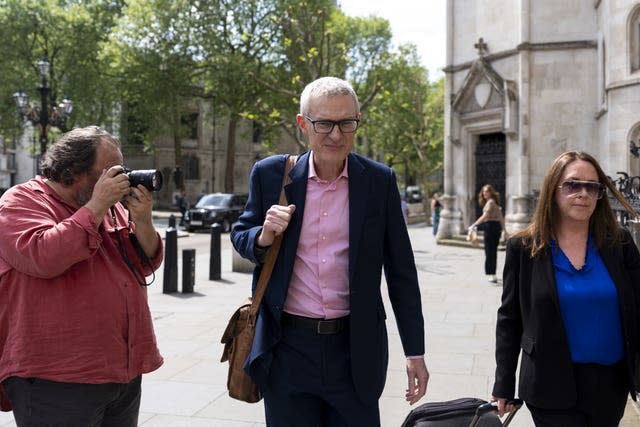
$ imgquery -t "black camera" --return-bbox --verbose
[125,168,163,192]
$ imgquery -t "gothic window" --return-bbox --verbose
[630,5,640,73]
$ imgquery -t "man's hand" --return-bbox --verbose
[123,185,154,226]
[123,184,160,259]
[257,204,296,247]
[85,166,131,221]
[405,357,429,405]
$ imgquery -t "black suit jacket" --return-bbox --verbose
[231,152,425,404]
[493,230,640,408]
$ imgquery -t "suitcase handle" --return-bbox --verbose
[476,399,522,415]
[470,399,523,426]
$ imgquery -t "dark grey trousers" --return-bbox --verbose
[2,375,141,427]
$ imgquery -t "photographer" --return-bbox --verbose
[0,126,164,426]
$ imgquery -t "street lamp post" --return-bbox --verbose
[13,58,73,174]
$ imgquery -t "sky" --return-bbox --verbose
[338,0,446,81]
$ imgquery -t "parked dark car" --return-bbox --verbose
[405,185,423,203]
[185,193,248,232]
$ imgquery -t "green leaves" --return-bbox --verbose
[0,0,443,191]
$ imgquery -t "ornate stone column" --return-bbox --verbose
[436,194,462,240]
[506,195,532,233]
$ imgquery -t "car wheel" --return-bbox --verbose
[222,219,232,233]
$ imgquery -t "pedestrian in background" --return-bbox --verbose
[468,184,505,282]
[430,191,442,236]
[231,76,429,426]
[492,151,640,426]
[0,126,164,425]
[176,189,189,226]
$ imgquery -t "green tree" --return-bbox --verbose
[186,0,279,192]
[105,0,204,188]
[248,1,390,152]
[360,44,443,190]
[0,0,124,145]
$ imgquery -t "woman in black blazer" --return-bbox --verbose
[491,151,640,427]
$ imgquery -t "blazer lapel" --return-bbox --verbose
[538,249,563,313]
[347,153,367,283]
[282,152,309,260]
[599,243,630,299]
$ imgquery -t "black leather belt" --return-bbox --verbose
[281,312,349,334]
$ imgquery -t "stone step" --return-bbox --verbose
[437,234,506,251]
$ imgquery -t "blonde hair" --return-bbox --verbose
[478,184,500,207]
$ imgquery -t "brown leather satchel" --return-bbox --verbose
[220,155,297,403]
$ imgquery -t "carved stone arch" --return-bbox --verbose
[629,122,640,176]
[628,3,640,74]
[451,57,518,137]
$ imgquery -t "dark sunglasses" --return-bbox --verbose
[558,180,606,199]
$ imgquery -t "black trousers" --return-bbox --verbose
[527,361,628,427]
[262,322,380,426]
[2,376,142,427]
[482,221,501,275]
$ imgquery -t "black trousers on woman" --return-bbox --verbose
[526,361,628,427]
[482,220,501,275]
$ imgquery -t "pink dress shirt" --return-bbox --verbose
[283,152,350,319]
[0,177,163,404]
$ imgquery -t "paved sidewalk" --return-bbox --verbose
[0,223,638,426]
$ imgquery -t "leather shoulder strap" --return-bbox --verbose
[250,155,298,318]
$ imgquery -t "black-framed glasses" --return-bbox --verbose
[558,180,606,199]
[303,115,359,134]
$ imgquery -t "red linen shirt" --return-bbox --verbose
[0,177,164,392]
[284,152,350,319]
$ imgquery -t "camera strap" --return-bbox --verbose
[110,206,155,287]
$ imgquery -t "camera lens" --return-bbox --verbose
[126,169,163,192]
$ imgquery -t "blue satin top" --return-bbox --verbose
[551,236,624,365]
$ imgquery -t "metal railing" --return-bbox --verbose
[608,172,640,249]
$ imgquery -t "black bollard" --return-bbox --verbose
[163,224,178,293]
[168,214,176,229]
[209,223,222,280]
[182,249,196,293]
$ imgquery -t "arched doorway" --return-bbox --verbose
[475,132,506,218]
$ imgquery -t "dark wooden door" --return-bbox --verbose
[475,133,506,218]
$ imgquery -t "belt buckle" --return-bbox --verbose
[316,319,337,334]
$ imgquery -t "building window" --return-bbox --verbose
[181,113,199,139]
[183,156,200,180]
[630,5,640,73]
[252,121,264,144]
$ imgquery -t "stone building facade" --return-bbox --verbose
[11,99,298,209]
[122,100,297,209]
[438,0,640,239]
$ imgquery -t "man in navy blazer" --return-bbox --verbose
[231,77,429,426]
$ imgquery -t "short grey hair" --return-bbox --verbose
[299,76,360,115]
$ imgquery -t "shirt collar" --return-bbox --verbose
[308,151,349,182]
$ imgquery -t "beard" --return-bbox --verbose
[75,170,101,206]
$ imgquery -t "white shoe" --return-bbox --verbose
[487,274,498,283]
